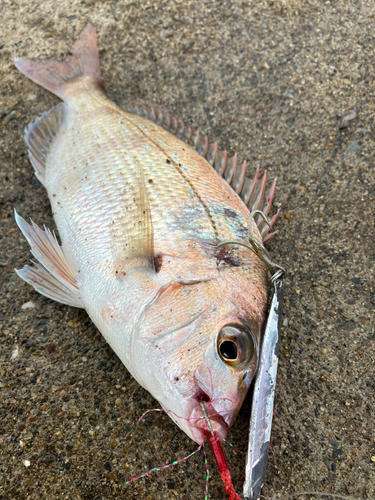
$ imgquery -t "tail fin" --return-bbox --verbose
[14,22,103,99]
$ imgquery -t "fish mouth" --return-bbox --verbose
[188,394,229,444]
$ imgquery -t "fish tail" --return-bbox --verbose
[14,22,103,99]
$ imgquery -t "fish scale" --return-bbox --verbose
[14,23,280,499]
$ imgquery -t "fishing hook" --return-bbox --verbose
[199,401,215,438]
[218,209,285,282]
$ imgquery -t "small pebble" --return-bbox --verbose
[67,319,80,328]
[347,141,361,154]
[339,109,357,129]
[23,460,30,467]
[284,210,293,220]
[21,301,36,309]
[160,29,174,38]
[11,345,19,359]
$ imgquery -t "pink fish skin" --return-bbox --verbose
[14,23,279,445]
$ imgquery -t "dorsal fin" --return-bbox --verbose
[25,103,65,186]
[124,102,280,242]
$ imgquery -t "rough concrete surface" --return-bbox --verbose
[0,1,374,499]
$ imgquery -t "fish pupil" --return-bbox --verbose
[219,341,238,360]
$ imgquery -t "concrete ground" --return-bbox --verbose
[0,1,374,499]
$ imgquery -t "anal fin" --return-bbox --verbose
[15,211,83,308]
[25,103,65,186]
[16,262,83,308]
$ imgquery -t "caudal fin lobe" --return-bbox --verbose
[14,22,103,99]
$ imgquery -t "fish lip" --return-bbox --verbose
[188,396,229,444]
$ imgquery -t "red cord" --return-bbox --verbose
[209,436,242,500]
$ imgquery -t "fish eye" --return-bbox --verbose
[217,324,255,368]
[219,340,238,360]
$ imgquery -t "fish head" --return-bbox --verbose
[136,267,268,444]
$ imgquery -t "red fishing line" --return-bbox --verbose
[208,435,242,500]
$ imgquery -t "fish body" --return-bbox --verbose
[15,24,278,445]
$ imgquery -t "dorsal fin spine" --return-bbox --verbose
[253,171,267,212]
[234,161,247,195]
[243,165,259,206]
[224,153,237,184]
[206,142,218,166]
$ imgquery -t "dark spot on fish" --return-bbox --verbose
[154,253,163,273]
[166,158,171,164]
[174,377,179,382]
[148,179,153,183]
[52,194,56,197]
[224,208,237,218]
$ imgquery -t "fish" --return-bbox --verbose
[14,23,280,456]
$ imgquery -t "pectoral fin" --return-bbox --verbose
[122,159,154,267]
